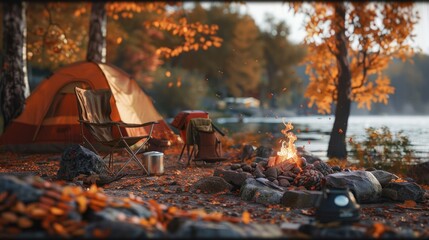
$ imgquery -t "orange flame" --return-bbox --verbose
[268,119,299,167]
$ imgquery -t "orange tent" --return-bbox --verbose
[0,61,176,153]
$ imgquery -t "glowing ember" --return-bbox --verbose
[268,119,299,167]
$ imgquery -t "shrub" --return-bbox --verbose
[349,126,415,174]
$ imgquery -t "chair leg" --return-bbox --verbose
[83,136,115,176]
[178,144,186,162]
[114,140,149,177]
[187,146,195,167]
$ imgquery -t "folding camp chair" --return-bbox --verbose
[184,118,227,166]
[74,87,157,177]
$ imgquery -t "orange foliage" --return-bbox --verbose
[104,2,222,58]
[27,2,222,67]
[291,2,418,114]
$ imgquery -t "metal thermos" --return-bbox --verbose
[142,151,164,175]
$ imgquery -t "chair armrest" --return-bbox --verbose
[78,120,117,127]
[212,123,225,136]
[78,120,158,128]
[117,121,159,128]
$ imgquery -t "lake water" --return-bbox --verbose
[214,115,429,162]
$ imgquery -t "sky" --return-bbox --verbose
[234,2,429,54]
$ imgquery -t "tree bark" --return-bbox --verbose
[86,2,106,63]
[327,3,352,159]
[0,1,29,129]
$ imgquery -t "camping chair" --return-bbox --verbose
[184,118,227,166]
[173,111,209,163]
[74,87,157,177]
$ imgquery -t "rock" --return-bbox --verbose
[243,223,282,238]
[0,175,43,203]
[253,167,266,178]
[382,182,425,202]
[313,161,333,176]
[191,176,233,194]
[240,144,256,162]
[292,166,301,174]
[240,178,266,201]
[170,220,282,238]
[90,202,152,222]
[332,166,341,172]
[297,147,321,164]
[276,161,296,172]
[255,146,273,158]
[272,179,279,185]
[324,171,382,203]
[254,188,283,205]
[279,179,290,187]
[267,177,276,182]
[305,225,367,239]
[280,172,296,181]
[280,190,322,208]
[251,162,257,168]
[370,170,399,186]
[0,172,37,178]
[404,177,415,182]
[264,167,278,179]
[214,168,253,187]
[126,202,154,218]
[230,164,241,170]
[407,161,429,184]
[254,157,268,164]
[258,161,268,168]
[242,165,252,173]
[57,144,109,181]
[240,178,284,204]
[298,157,307,167]
[366,167,377,171]
[255,178,284,191]
[171,220,245,238]
[85,220,152,238]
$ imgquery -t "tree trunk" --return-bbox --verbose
[86,2,106,63]
[0,1,29,129]
[327,3,352,159]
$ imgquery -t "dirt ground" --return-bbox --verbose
[1,146,429,237]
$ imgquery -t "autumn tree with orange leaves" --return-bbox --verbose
[0,2,222,131]
[86,2,222,67]
[27,2,222,80]
[291,2,419,159]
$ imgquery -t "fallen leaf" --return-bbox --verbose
[76,195,87,213]
[397,200,418,209]
[300,209,314,216]
[242,211,251,224]
[371,222,387,238]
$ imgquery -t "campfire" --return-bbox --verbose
[268,120,300,168]
[221,119,332,191]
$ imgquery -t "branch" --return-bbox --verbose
[326,42,336,55]
[332,87,338,102]
[352,50,367,90]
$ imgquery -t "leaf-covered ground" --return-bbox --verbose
[1,145,429,237]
